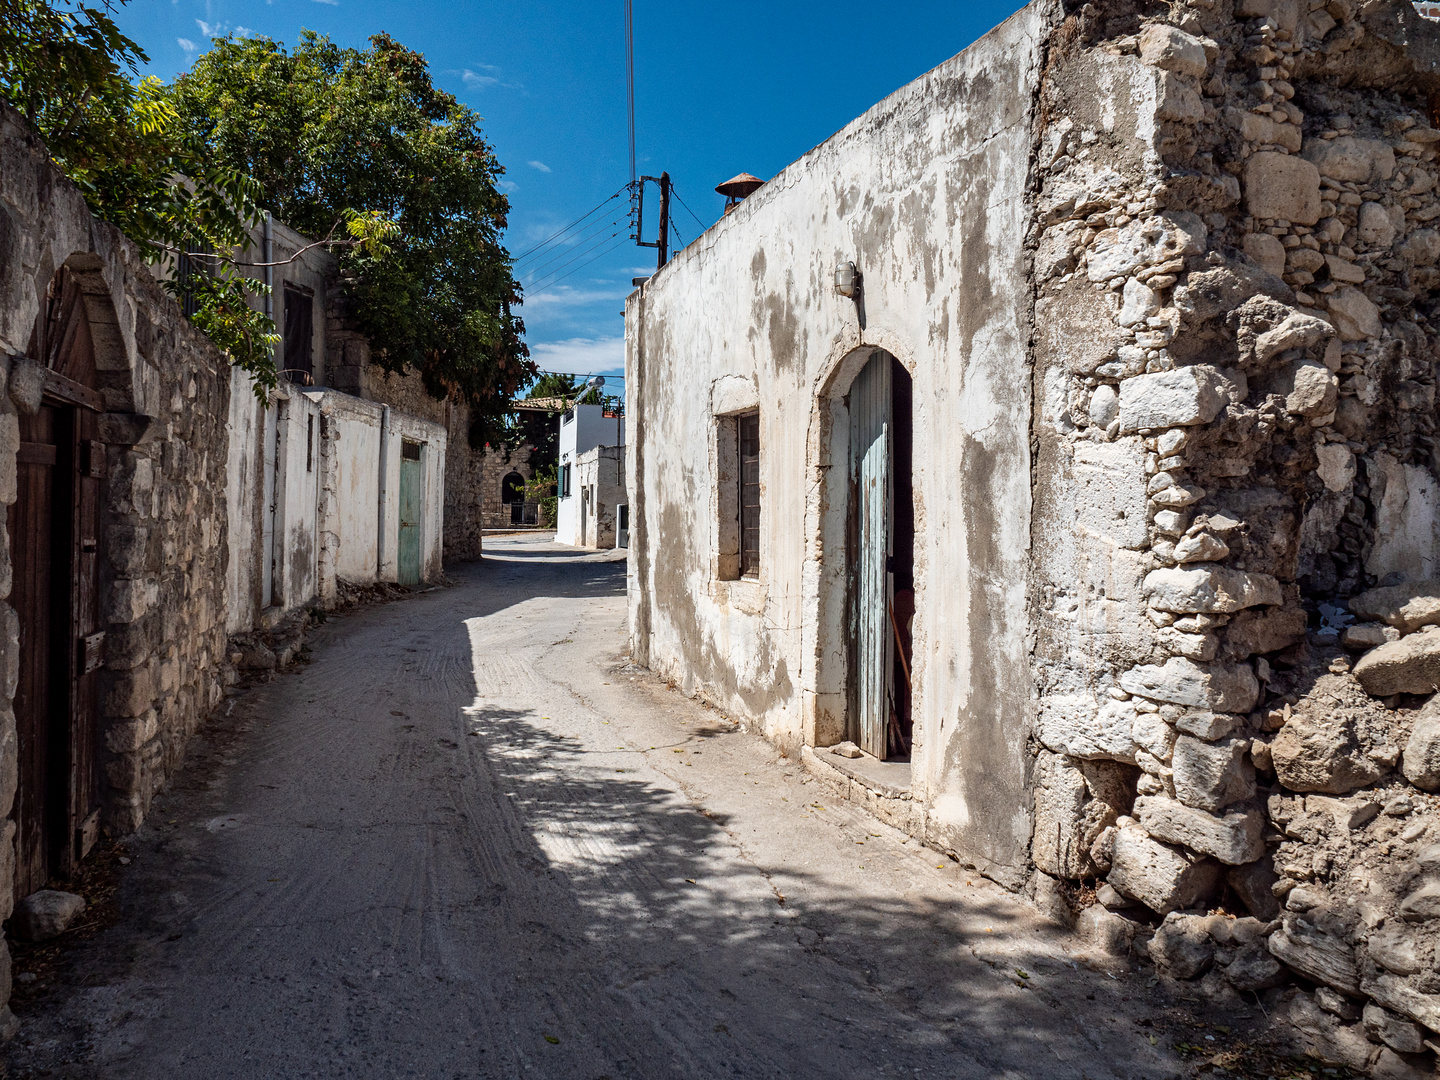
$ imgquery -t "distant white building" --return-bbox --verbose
[555,402,626,547]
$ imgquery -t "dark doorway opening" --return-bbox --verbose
[502,471,526,525]
[890,357,915,760]
[282,283,315,385]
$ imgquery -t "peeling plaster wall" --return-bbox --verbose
[310,392,446,591]
[326,331,486,564]
[224,383,322,631]
[573,445,626,549]
[626,1,1059,880]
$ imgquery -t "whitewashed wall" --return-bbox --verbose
[626,1,1056,883]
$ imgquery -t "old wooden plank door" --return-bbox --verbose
[398,441,422,586]
[12,266,106,898]
[849,351,892,759]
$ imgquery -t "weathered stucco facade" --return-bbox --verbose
[326,313,490,563]
[629,1,1440,1067]
[628,2,1048,882]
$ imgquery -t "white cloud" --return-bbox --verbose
[497,180,518,193]
[196,18,221,36]
[462,69,498,89]
[311,0,339,6]
[527,161,552,173]
[178,37,197,52]
[528,337,624,375]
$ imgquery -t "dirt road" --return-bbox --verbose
[3,537,1216,1078]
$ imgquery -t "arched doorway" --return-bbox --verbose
[11,264,108,896]
[501,470,525,525]
[846,350,915,760]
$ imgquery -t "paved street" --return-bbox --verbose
[4,537,1198,1079]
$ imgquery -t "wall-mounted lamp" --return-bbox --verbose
[834,259,859,299]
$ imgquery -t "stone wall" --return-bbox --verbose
[476,441,538,529]
[0,105,231,1028]
[1030,1,1440,1072]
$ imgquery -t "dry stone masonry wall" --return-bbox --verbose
[1032,1,1440,1072]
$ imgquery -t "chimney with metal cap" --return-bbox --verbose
[716,172,765,215]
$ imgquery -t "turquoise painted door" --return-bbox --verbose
[850,352,892,759]
[398,442,422,586]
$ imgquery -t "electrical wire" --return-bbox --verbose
[517,211,628,280]
[533,368,626,382]
[526,234,631,297]
[509,186,627,265]
[668,184,709,232]
[527,233,630,296]
[521,220,627,289]
[516,211,625,277]
[625,0,636,185]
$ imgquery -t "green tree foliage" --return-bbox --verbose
[169,31,533,438]
[524,463,558,528]
[0,0,283,391]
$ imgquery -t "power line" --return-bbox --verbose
[532,369,626,381]
[515,208,625,275]
[624,0,636,185]
[527,234,631,298]
[524,228,624,293]
[669,184,708,232]
[510,187,626,265]
[524,225,629,295]
[518,211,627,280]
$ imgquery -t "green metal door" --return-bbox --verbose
[398,441,422,586]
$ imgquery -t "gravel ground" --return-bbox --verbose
[0,537,1253,1079]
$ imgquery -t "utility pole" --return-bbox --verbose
[656,172,670,269]
[634,171,672,270]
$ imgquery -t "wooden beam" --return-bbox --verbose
[41,367,104,412]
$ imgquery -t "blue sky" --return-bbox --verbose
[115,0,1026,383]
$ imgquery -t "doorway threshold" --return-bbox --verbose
[801,744,924,837]
[811,747,911,798]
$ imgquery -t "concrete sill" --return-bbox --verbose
[808,745,911,800]
[712,576,766,615]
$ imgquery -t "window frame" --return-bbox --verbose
[714,408,760,582]
[737,412,761,579]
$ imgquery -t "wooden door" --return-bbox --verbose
[12,266,106,899]
[849,352,892,759]
[12,406,61,897]
[398,442,422,586]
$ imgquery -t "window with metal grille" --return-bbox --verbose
[738,412,760,578]
[560,463,571,498]
[283,283,314,384]
[401,440,421,461]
